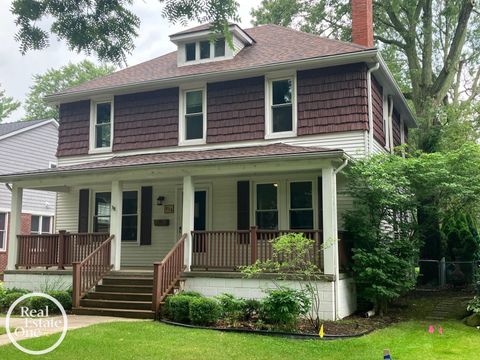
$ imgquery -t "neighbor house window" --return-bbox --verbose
[214,38,225,57]
[0,213,6,251]
[289,181,313,229]
[256,183,278,230]
[266,76,296,138]
[122,191,138,241]
[200,40,210,59]
[31,215,52,234]
[185,43,196,61]
[181,88,206,143]
[92,101,113,150]
[94,192,111,233]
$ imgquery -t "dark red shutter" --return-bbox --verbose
[78,189,90,233]
[140,186,153,245]
[237,181,250,230]
[318,177,323,231]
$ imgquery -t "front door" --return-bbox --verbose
[177,190,208,237]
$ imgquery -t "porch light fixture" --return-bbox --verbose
[157,196,165,205]
[273,183,278,187]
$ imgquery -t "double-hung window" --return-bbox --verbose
[256,183,278,230]
[94,192,111,233]
[0,213,6,251]
[31,215,52,234]
[180,88,206,144]
[91,101,113,152]
[266,76,296,138]
[122,191,138,241]
[289,181,314,229]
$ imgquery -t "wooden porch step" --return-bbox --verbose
[95,284,153,293]
[108,271,154,278]
[80,299,152,311]
[73,307,154,319]
[102,277,153,286]
[85,292,153,302]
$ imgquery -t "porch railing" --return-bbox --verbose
[72,235,114,307]
[152,234,186,318]
[190,228,325,271]
[16,232,110,269]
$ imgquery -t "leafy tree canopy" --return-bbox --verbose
[23,60,115,121]
[0,85,21,123]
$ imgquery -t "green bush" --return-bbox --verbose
[243,299,261,320]
[1,292,29,312]
[164,292,202,323]
[189,297,221,326]
[29,291,72,313]
[216,293,246,323]
[467,296,480,314]
[260,287,310,328]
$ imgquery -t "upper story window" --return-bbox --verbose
[90,100,113,153]
[179,87,206,145]
[265,75,297,139]
[185,43,196,61]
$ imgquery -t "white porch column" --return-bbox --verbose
[7,184,23,270]
[322,166,339,277]
[110,181,123,270]
[182,175,195,271]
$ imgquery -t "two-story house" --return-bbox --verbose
[0,119,58,274]
[0,0,415,320]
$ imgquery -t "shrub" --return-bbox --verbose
[260,287,310,329]
[164,292,202,323]
[29,291,72,312]
[467,296,480,314]
[1,292,28,312]
[243,299,261,321]
[216,293,246,323]
[189,297,221,326]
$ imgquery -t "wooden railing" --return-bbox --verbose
[152,234,186,318]
[16,232,110,269]
[72,235,114,307]
[191,228,324,272]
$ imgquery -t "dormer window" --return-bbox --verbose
[214,38,225,57]
[185,43,196,62]
[200,41,210,59]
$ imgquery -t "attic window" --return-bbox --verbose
[214,38,225,57]
[200,41,210,59]
[185,43,196,61]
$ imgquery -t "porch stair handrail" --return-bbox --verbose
[152,233,187,317]
[72,235,114,308]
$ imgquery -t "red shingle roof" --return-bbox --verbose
[53,25,373,97]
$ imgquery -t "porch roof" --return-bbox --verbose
[0,143,346,183]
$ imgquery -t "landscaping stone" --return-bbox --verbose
[464,313,480,327]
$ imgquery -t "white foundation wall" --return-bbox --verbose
[3,272,72,291]
[337,277,357,319]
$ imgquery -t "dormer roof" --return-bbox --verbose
[169,22,255,46]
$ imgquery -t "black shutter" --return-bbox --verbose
[78,189,90,233]
[140,186,153,245]
[237,181,250,230]
[318,177,323,231]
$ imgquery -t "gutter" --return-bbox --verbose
[367,62,380,154]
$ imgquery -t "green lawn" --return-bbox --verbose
[0,320,478,359]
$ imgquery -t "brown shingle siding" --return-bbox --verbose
[113,88,179,151]
[297,64,369,135]
[371,76,385,146]
[207,76,265,143]
[57,100,90,157]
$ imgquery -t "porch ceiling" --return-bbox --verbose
[0,143,347,189]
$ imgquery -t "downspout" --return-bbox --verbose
[332,158,349,320]
[367,63,380,155]
[388,96,394,154]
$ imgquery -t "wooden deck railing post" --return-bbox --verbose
[152,262,162,318]
[250,226,258,264]
[58,230,66,270]
[72,261,81,308]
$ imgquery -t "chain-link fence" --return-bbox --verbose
[417,259,479,289]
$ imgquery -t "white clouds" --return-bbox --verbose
[0,0,258,122]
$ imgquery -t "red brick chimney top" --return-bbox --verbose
[351,0,374,48]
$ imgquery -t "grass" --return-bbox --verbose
[0,320,478,359]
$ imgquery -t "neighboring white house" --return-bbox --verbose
[0,119,58,273]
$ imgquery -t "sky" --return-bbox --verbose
[0,0,258,122]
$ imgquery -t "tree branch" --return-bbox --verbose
[374,35,406,49]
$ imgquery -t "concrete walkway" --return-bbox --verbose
[0,315,144,346]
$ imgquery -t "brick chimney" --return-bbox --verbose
[351,0,374,47]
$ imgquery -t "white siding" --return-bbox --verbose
[0,122,57,216]
[372,139,388,155]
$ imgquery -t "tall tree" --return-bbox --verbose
[11,0,240,65]
[251,0,480,152]
[0,84,21,123]
[23,60,115,121]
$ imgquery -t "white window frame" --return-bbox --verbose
[179,85,207,146]
[91,191,112,233]
[89,99,114,154]
[30,215,53,235]
[265,73,297,140]
[0,212,7,252]
[121,189,141,243]
[287,180,316,230]
[254,182,280,230]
